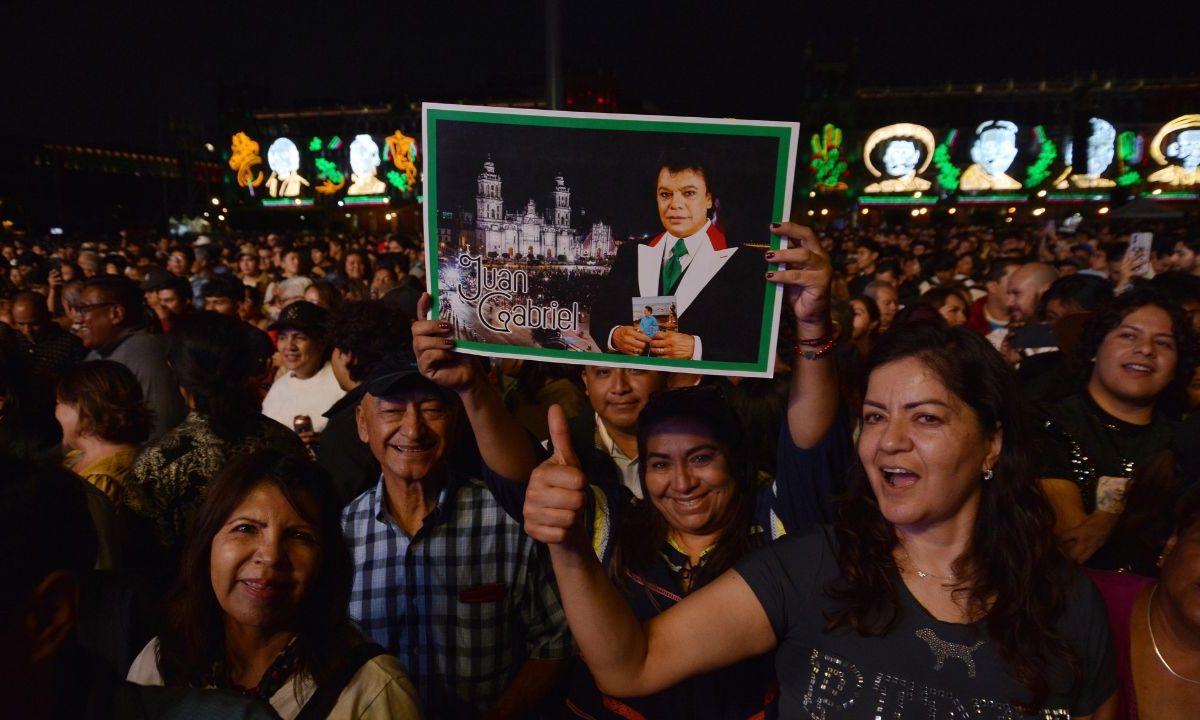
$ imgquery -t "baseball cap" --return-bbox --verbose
[140,267,173,291]
[360,352,446,399]
[268,300,330,336]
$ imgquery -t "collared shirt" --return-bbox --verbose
[343,473,574,718]
[657,219,711,276]
[593,413,641,499]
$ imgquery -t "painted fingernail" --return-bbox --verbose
[444,338,455,347]
[439,322,451,330]
[765,251,776,260]
[765,271,775,279]
[769,222,781,228]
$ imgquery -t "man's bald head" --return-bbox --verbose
[10,292,49,341]
[1005,263,1058,324]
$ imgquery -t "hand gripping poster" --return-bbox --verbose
[423,103,799,377]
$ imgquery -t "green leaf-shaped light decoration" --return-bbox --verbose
[314,157,344,185]
[387,170,409,192]
[1024,125,1057,188]
[933,130,961,191]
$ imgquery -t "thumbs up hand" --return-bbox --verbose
[524,404,589,548]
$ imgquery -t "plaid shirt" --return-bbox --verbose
[343,472,574,718]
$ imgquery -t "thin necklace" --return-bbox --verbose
[897,547,958,582]
[1147,584,1200,685]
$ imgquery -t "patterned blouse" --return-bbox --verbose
[124,412,307,551]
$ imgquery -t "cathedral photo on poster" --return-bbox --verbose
[423,104,798,377]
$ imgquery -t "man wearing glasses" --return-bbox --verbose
[78,277,186,439]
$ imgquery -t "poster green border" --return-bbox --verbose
[422,104,797,376]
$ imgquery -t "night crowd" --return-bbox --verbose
[5,211,1200,720]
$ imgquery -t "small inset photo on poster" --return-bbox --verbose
[629,296,676,356]
[424,103,799,377]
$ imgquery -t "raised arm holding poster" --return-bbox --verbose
[423,104,799,377]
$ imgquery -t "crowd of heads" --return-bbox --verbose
[3,213,1200,717]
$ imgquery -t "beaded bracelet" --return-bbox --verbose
[794,321,837,347]
[794,335,836,361]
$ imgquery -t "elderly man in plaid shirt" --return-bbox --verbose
[343,295,573,719]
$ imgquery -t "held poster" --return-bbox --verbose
[423,103,799,378]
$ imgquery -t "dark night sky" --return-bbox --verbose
[4,0,1198,151]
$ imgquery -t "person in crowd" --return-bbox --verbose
[261,301,346,444]
[265,276,313,320]
[848,239,881,297]
[536,387,783,719]
[1149,271,1200,335]
[317,300,413,504]
[862,279,899,333]
[500,359,587,443]
[1039,288,1194,574]
[524,225,1117,718]
[378,253,424,321]
[565,365,670,499]
[917,251,957,294]
[201,274,245,317]
[165,245,193,280]
[0,340,61,461]
[189,243,221,306]
[78,276,186,439]
[9,290,86,379]
[965,257,1020,348]
[125,312,306,569]
[340,249,371,286]
[238,246,270,292]
[1088,487,1200,719]
[309,240,335,277]
[56,360,152,506]
[155,275,195,330]
[918,285,970,327]
[368,266,398,300]
[1169,238,1200,277]
[303,280,344,314]
[126,450,422,719]
[1041,273,1116,325]
[1017,272,1116,404]
[1,453,282,719]
[237,284,270,330]
[1007,262,1060,326]
[343,294,574,718]
[848,295,880,359]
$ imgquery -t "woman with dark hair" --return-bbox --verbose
[340,249,371,285]
[525,223,1117,718]
[56,359,152,504]
[1040,287,1196,574]
[124,311,306,563]
[126,450,421,718]
[539,385,781,719]
[303,281,345,315]
[848,295,880,358]
[918,284,971,327]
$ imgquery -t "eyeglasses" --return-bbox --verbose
[74,302,116,315]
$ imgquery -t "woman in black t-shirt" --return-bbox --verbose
[524,222,1117,719]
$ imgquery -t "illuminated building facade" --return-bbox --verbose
[471,158,612,260]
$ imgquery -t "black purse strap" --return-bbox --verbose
[294,643,388,720]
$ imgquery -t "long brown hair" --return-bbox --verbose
[156,450,358,692]
[826,321,1080,710]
